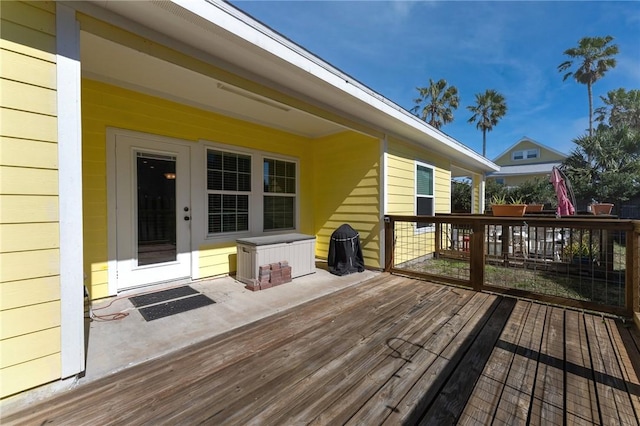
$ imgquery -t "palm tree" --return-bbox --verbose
[411,78,459,130]
[467,89,507,157]
[558,36,619,137]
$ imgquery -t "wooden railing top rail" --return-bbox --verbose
[385,214,639,231]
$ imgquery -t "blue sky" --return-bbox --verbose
[230,1,640,159]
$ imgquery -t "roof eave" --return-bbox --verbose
[90,0,499,173]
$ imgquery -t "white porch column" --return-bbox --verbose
[57,3,85,377]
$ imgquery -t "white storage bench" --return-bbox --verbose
[236,233,316,285]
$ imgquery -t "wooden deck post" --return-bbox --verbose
[470,220,485,291]
[384,216,393,272]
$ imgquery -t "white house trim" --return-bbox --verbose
[380,135,388,269]
[57,3,85,377]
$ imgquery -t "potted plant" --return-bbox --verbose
[590,202,614,215]
[490,195,527,217]
[525,203,544,213]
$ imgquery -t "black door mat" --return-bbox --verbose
[138,294,215,321]
[129,286,198,308]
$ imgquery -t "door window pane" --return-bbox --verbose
[137,153,177,265]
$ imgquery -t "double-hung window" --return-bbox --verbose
[206,149,251,234]
[263,158,296,231]
[416,161,435,231]
[206,146,297,236]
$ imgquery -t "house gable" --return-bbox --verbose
[493,138,567,166]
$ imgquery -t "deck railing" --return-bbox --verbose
[384,214,640,317]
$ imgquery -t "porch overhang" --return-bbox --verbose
[80,0,498,175]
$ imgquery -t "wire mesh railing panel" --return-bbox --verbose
[483,224,627,309]
[391,220,471,286]
[385,215,639,315]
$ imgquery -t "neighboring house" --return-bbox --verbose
[487,137,567,187]
[0,1,498,398]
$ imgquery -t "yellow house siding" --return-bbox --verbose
[199,244,238,278]
[0,354,60,400]
[313,132,381,268]
[472,174,481,213]
[1,328,60,370]
[386,139,452,264]
[0,195,59,223]
[495,140,565,166]
[386,138,451,215]
[1,276,60,311]
[82,79,315,289]
[501,173,551,187]
[0,48,56,87]
[0,0,61,398]
[1,137,58,169]
[0,222,59,252]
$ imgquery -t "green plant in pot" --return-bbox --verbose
[490,195,527,217]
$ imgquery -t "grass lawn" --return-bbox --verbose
[405,255,626,308]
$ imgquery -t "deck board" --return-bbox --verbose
[565,309,599,425]
[3,273,640,425]
[457,300,531,425]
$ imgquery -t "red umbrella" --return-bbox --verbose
[550,167,575,216]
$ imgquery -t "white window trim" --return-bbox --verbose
[415,160,435,234]
[201,140,299,242]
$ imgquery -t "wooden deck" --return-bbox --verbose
[4,274,640,425]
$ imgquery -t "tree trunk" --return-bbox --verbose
[588,81,593,137]
[482,129,487,157]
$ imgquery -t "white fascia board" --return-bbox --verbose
[169,1,497,172]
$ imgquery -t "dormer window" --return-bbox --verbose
[512,148,539,161]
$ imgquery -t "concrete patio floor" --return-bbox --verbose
[1,263,379,415]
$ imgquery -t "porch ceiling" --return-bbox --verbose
[80,31,346,139]
[81,0,498,174]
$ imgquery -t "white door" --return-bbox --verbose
[115,134,191,290]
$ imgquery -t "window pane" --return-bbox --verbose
[286,162,296,178]
[264,196,295,231]
[238,173,251,191]
[237,195,248,212]
[223,171,237,191]
[207,170,222,191]
[237,214,248,231]
[417,196,434,229]
[238,156,251,173]
[207,151,222,170]
[285,177,296,194]
[416,165,433,196]
[417,196,433,216]
[222,214,236,232]
[223,194,236,212]
[208,194,221,213]
[208,214,221,234]
[264,158,296,194]
[224,153,237,172]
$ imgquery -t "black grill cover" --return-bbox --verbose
[328,224,365,276]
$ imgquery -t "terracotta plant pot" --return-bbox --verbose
[591,203,614,215]
[491,204,527,217]
[525,204,544,213]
